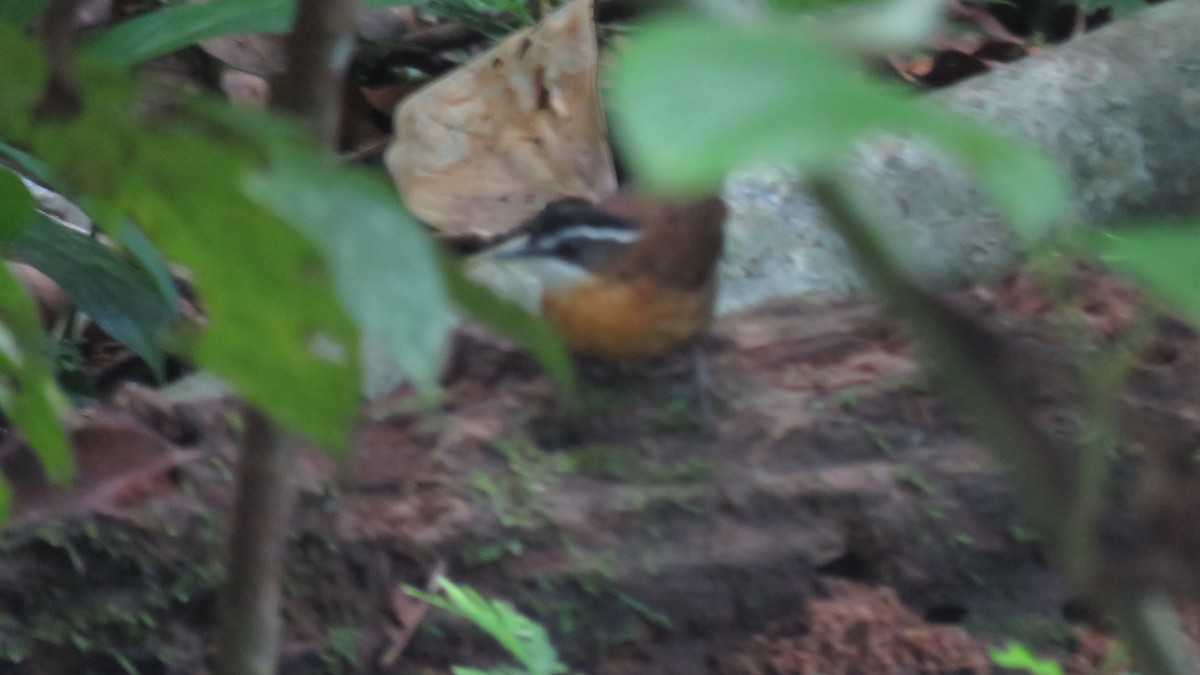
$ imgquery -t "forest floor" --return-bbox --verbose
[3,264,1200,674]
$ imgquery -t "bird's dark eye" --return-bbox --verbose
[553,239,582,260]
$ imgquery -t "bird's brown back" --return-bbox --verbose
[594,193,726,291]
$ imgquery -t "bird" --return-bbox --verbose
[492,192,726,363]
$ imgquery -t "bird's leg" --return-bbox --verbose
[690,342,717,429]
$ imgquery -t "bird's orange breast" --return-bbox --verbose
[541,276,715,361]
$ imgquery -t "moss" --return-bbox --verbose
[461,537,526,567]
[893,465,935,495]
[472,438,571,529]
[319,627,360,673]
[835,387,861,410]
[566,444,712,485]
[641,458,712,485]
[0,514,225,672]
[651,398,705,432]
[565,444,639,480]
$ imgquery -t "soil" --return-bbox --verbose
[2,267,1200,674]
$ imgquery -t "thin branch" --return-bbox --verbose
[214,408,292,675]
[807,175,1074,523]
[215,3,360,673]
[394,23,485,51]
[34,0,86,119]
[274,0,360,148]
[1111,591,1196,675]
[808,172,1194,675]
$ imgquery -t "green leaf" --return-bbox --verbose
[989,641,1064,675]
[6,215,177,379]
[1101,0,1148,20]
[0,477,9,523]
[0,24,361,450]
[0,172,73,484]
[115,220,180,313]
[87,0,418,69]
[0,169,36,240]
[0,0,50,28]
[0,140,53,184]
[608,18,1069,241]
[765,0,872,10]
[244,142,456,395]
[87,0,293,68]
[408,577,567,675]
[1089,224,1200,323]
[440,252,575,390]
[0,264,74,483]
[116,137,361,450]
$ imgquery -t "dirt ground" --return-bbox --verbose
[2,266,1200,674]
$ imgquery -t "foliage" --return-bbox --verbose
[471,438,570,528]
[1089,225,1200,327]
[407,576,568,675]
[86,0,418,69]
[0,170,75,505]
[0,5,569,471]
[420,0,537,38]
[5,210,178,380]
[242,133,456,395]
[0,0,50,28]
[1098,0,1151,21]
[608,17,1070,242]
[440,253,575,389]
[0,32,362,449]
[989,642,1065,675]
[609,0,1195,672]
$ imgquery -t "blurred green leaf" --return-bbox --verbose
[0,478,9,523]
[1090,224,1200,323]
[608,18,1069,240]
[1102,0,1148,20]
[7,216,177,379]
[765,0,871,10]
[440,253,575,389]
[0,169,36,239]
[245,142,456,395]
[0,171,73,484]
[115,220,179,313]
[0,24,361,450]
[811,0,949,54]
[88,0,418,69]
[117,137,361,450]
[0,0,50,28]
[0,140,53,184]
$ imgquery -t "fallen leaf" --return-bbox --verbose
[8,261,71,329]
[199,34,286,78]
[355,5,418,42]
[380,559,446,665]
[385,0,616,237]
[2,411,200,523]
[220,68,270,108]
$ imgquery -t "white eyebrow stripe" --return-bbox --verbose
[537,224,641,248]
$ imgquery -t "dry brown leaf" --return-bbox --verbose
[385,0,616,237]
[9,261,71,329]
[355,5,418,43]
[199,34,286,78]
[2,412,200,522]
[220,69,270,108]
[379,560,446,666]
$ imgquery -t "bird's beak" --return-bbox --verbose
[485,234,536,261]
